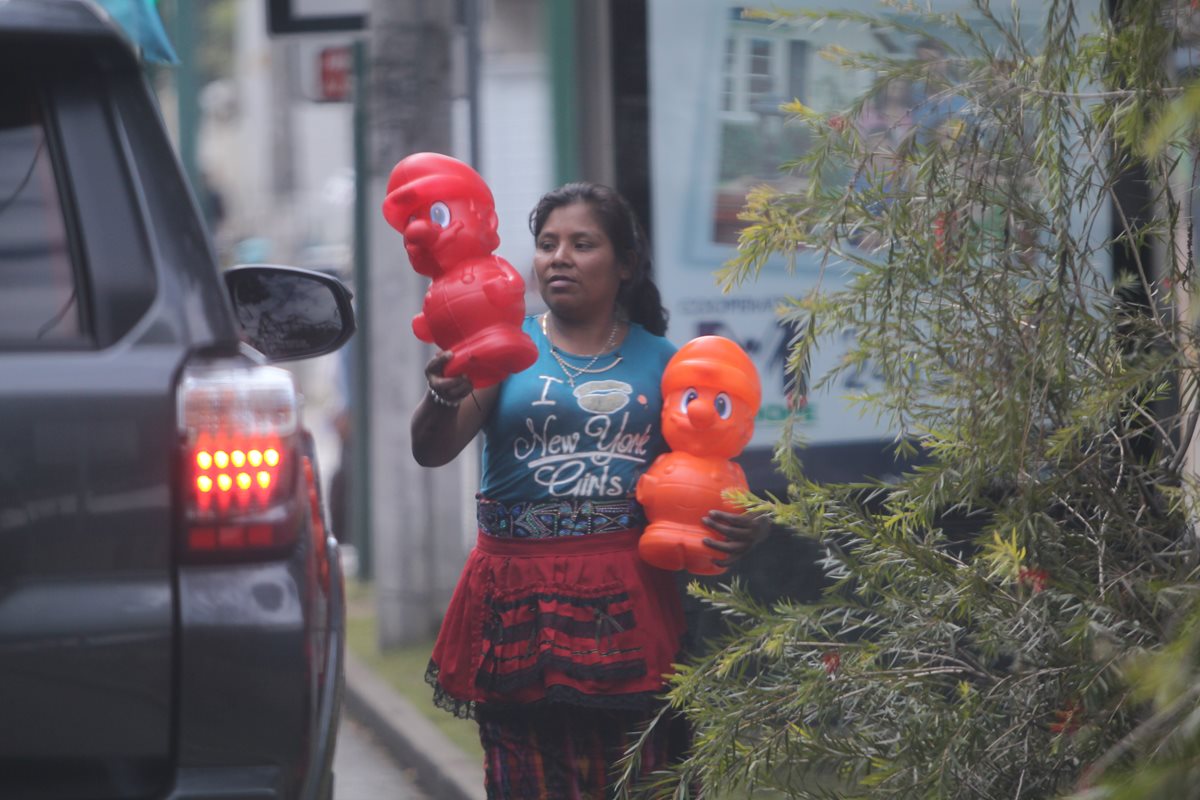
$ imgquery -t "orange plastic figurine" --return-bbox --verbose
[637,336,761,575]
[382,152,538,388]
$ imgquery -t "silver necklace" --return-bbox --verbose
[541,313,623,388]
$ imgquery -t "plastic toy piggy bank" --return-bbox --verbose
[382,152,537,388]
[637,336,761,574]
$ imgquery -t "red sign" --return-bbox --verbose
[318,46,352,102]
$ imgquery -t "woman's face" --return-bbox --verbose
[533,202,631,322]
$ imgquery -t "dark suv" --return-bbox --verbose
[0,2,352,798]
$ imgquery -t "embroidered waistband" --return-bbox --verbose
[476,495,646,539]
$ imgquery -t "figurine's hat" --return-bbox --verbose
[382,152,493,231]
[662,336,761,412]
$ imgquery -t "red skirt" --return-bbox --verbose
[426,529,686,718]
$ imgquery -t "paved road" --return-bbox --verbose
[334,713,429,799]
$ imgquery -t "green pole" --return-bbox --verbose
[544,0,578,185]
[351,39,374,581]
[170,0,199,193]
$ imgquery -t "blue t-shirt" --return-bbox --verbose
[480,315,676,503]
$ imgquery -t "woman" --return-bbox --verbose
[411,182,768,798]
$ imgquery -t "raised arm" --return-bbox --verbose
[411,350,500,467]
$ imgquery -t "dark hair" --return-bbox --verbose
[529,182,669,336]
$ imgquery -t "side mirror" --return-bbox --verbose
[224,265,356,362]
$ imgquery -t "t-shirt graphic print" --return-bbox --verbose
[480,316,677,503]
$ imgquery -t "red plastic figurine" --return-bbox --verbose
[382,152,538,388]
[637,336,761,575]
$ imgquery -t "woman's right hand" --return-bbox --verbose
[412,350,499,467]
[426,350,475,407]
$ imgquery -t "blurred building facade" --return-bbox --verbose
[361,0,569,647]
[182,0,901,648]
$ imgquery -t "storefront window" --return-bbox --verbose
[649,0,1106,451]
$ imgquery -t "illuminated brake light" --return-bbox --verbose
[178,361,300,556]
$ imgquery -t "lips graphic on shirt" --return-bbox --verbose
[573,380,632,414]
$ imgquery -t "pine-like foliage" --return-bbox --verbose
[618,1,1200,798]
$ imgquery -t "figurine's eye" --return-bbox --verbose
[714,392,733,419]
[429,202,451,228]
[679,388,699,413]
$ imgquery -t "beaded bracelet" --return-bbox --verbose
[428,386,461,408]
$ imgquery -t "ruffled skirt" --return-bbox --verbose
[427,528,686,718]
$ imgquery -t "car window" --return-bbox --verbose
[0,83,83,344]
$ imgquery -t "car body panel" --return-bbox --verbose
[0,49,187,792]
[0,2,348,798]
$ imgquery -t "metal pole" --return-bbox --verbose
[351,39,374,581]
[545,0,578,185]
[466,0,482,170]
[170,0,199,193]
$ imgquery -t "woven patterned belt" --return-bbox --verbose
[476,495,646,539]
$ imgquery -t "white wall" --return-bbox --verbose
[480,0,553,306]
[205,0,556,643]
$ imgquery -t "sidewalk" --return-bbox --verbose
[343,649,485,800]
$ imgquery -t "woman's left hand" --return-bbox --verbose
[702,510,773,568]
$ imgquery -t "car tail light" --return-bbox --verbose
[178,360,302,558]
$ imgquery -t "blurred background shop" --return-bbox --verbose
[149,0,938,649]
